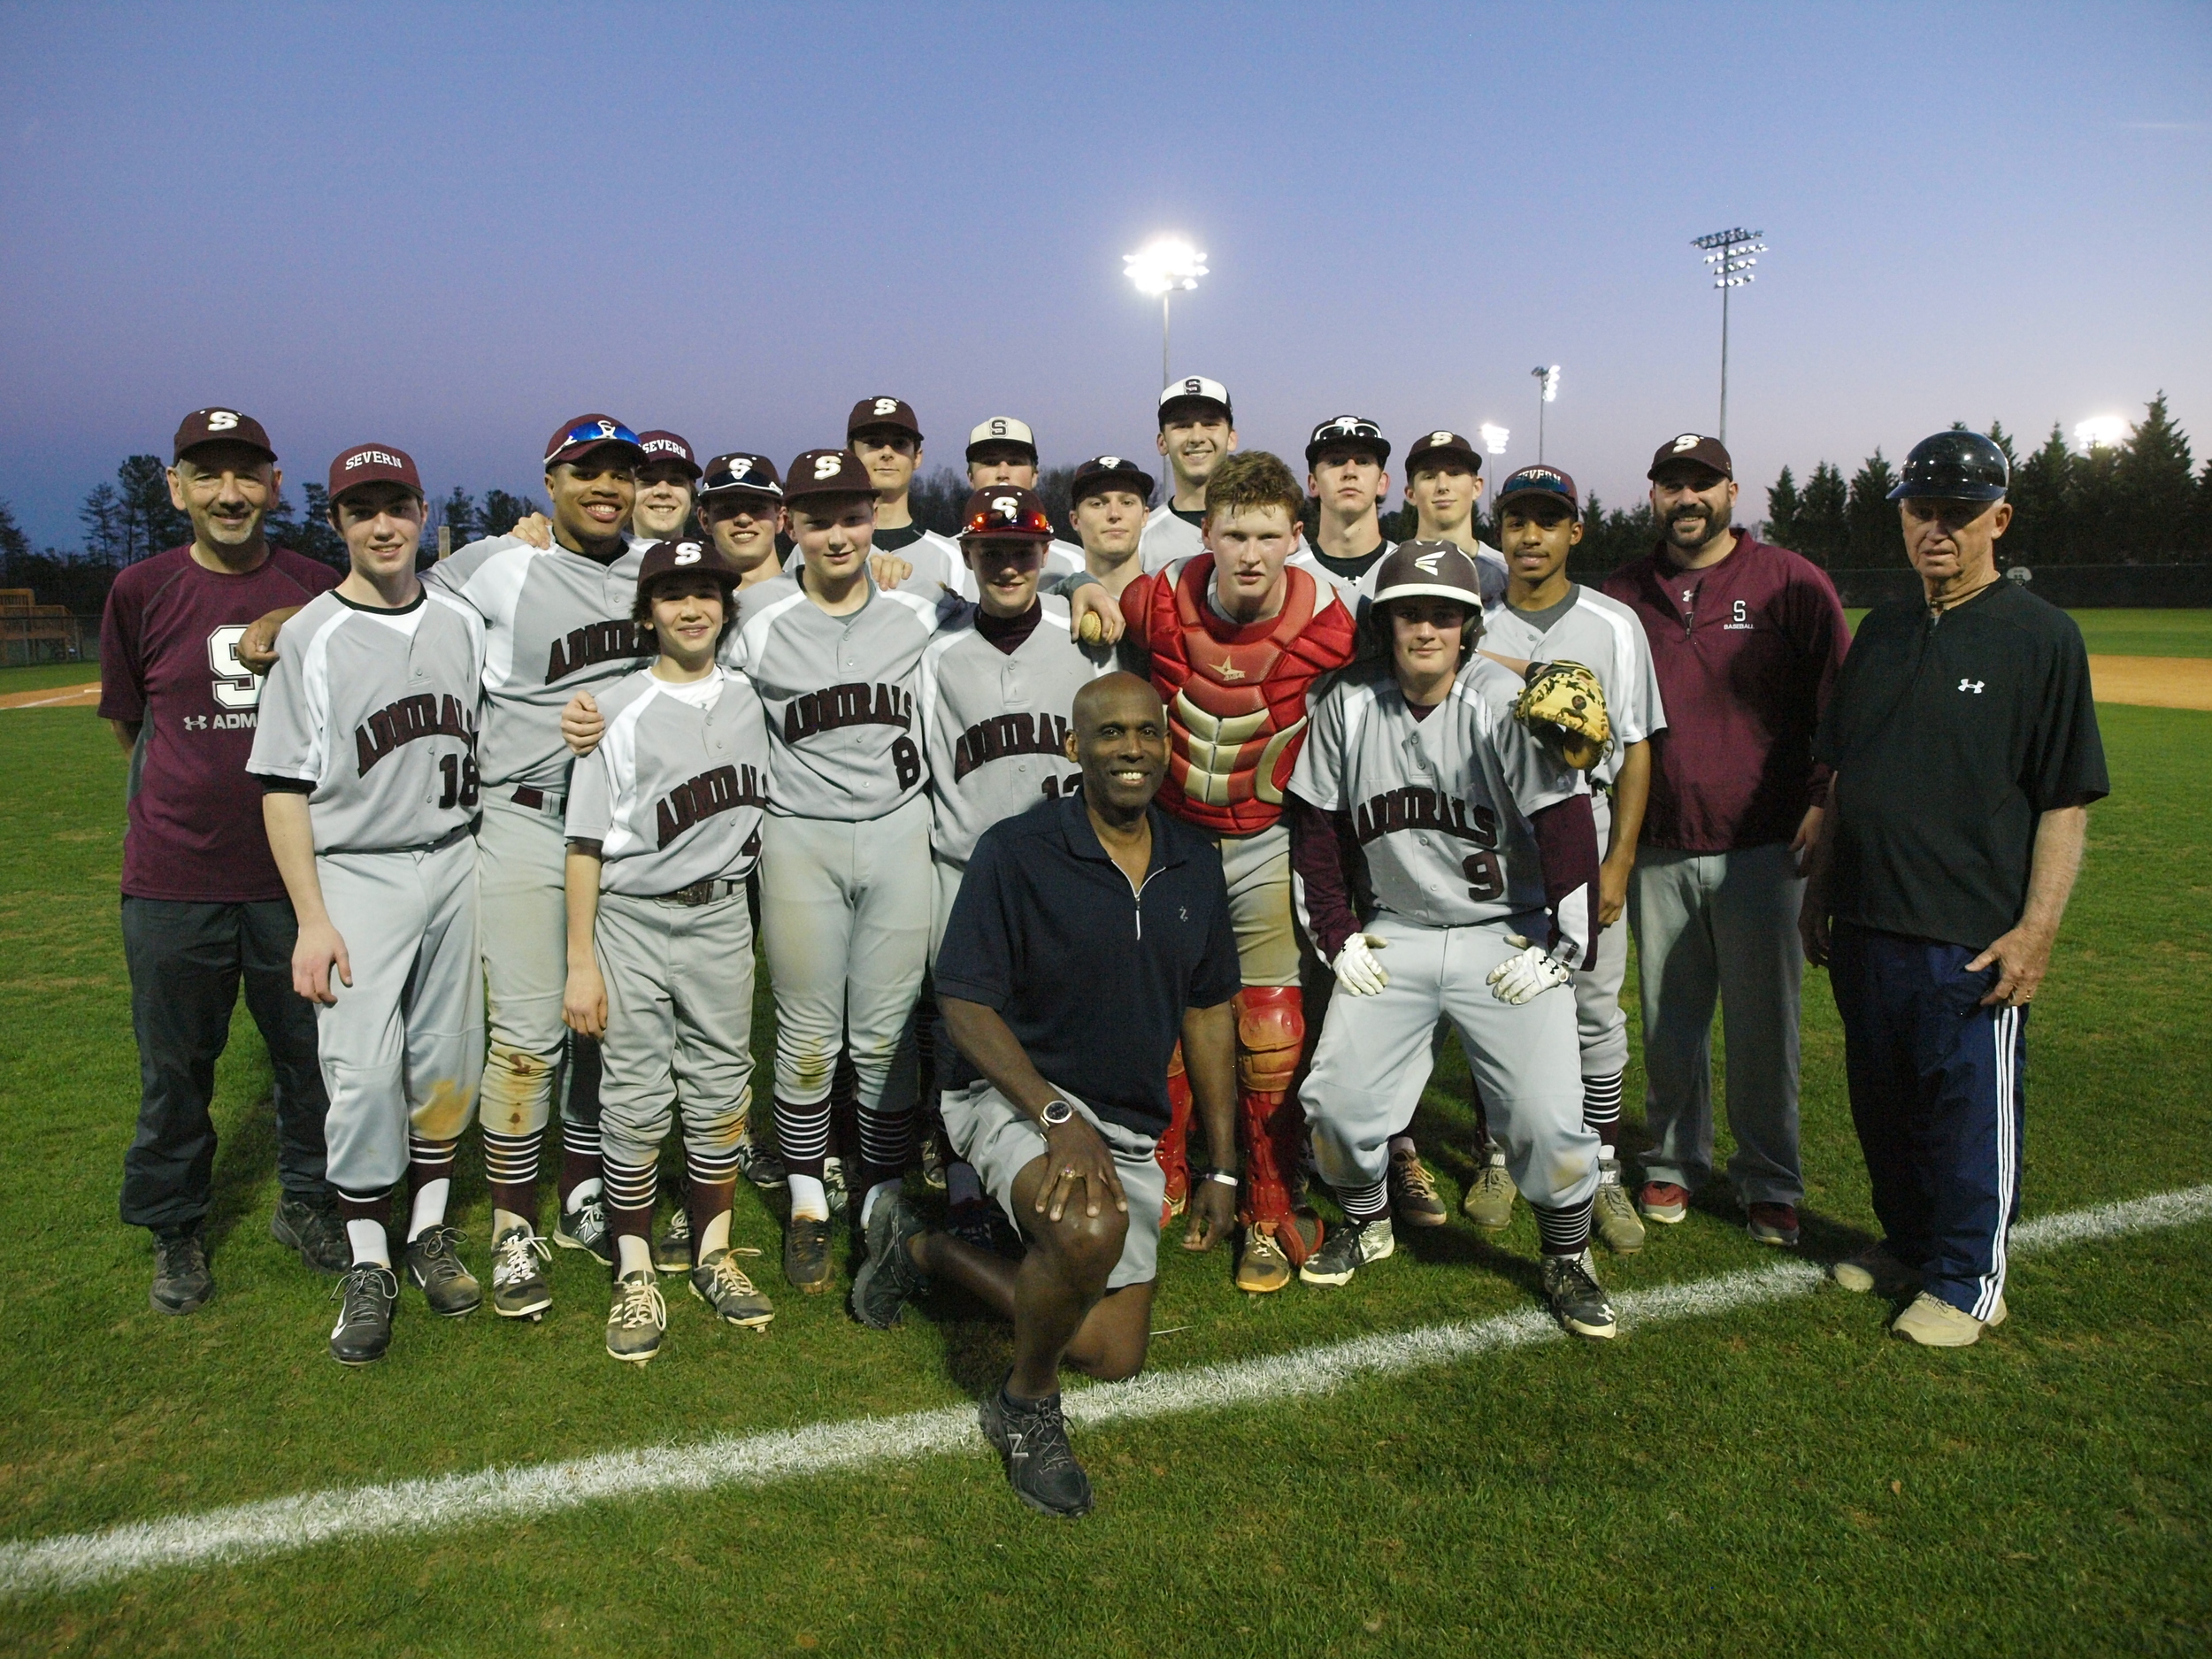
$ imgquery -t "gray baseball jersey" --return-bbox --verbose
[785,527,967,598]
[248,588,487,853]
[1479,585,1666,791]
[917,595,1112,866]
[1290,657,1586,931]
[733,572,940,822]
[426,533,650,791]
[565,665,772,895]
[1289,540,1395,605]
[1138,503,1206,573]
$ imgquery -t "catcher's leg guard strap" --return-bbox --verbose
[1234,986,1305,1094]
[1234,988,1317,1263]
[1156,1041,1193,1202]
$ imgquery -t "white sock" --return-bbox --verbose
[698,1210,732,1258]
[859,1179,903,1230]
[787,1173,829,1221]
[493,1206,530,1240]
[346,1218,390,1267]
[1599,1144,1617,1165]
[407,1179,450,1242]
[566,1176,603,1208]
[1387,1133,1417,1157]
[947,1160,984,1208]
[615,1233,652,1277]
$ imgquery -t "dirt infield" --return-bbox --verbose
[0,681,98,710]
[2087,655,2212,711]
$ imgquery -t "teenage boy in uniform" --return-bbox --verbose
[1139,378,1238,572]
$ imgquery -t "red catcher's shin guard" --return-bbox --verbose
[1156,1043,1193,1217]
[1233,986,1321,1267]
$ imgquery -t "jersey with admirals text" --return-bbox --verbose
[1290,657,1586,932]
[564,665,771,895]
[918,595,1113,866]
[247,589,487,853]
[733,572,941,821]
[1479,585,1667,793]
[426,534,649,793]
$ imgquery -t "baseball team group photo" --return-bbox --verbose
[2,4,2205,1654]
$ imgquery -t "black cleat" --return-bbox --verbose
[784,1215,833,1294]
[1298,1214,1395,1286]
[822,1156,849,1221]
[850,1194,929,1329]
[1540,1248,1617,1340]
[553,1192,613,1267]
[150,1233,213,1315]
[690,1248,775,1328]
[979,1382,1094,1518]
[329,1263,398,1365]
[654,1205,693,1275]
[403,1225,481,1317]
[272,1194,349,1274]
[734,1138,787,1191]
[489,1225,553,1319]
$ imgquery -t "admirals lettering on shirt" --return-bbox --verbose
[547,618,647,682]
[656,761,770,849]
[355,692,476,774]
[953,710,1070,782]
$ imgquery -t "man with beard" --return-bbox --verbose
[1601,435,1848,1247]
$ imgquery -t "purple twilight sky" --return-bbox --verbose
[2,1,2206,549]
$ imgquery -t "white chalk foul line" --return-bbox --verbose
[3,1181,2206,1600]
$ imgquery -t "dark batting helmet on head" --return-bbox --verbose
[1888,431,2009,502]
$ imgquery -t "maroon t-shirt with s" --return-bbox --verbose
[1601,530,1849,855]
[99,544,342,902]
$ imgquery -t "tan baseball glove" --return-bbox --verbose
[1512,660,1611,772]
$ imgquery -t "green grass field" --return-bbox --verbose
[0,654,2206,1654]
[1833,605,2212,657]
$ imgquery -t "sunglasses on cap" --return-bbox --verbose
[1315,418,1382,443]
[545,418,643,462]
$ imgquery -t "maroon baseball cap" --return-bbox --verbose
[960,486,1054,541]
[848,396,924,442]
[542,413,644,469]
[635,537,740,594]
[1496,465,1581,514]
[327,443,424,504]
[636,430,702,478]
[1404,429,1484,476]
[1070,454,1156,505]
[785,449,877,502]
[173,407,275,465]
[1647,433,1733,480]
[698,451,783,501]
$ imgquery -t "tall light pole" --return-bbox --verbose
[1530,365,1559,461]
[1693,227,1765,444]
[1124,237,1208,390]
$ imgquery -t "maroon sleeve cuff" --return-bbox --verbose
[1287,791,1359,961]
[1532,792,1601,969]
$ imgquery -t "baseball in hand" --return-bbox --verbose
[1078,611,1104,645]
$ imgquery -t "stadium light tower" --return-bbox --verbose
[1694,227,1765,445]
[1530,365,1559,461]
[1479,422,1510,457]
[1124,237,1208,390]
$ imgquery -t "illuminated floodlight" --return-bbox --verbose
[1124,236,1209,388]
[1479,423,1510,455]
[2072,414,2131,452]
[1692,227,1768,443]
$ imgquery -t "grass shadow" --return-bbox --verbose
[205,1087,280,1251]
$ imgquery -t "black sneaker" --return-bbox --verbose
[1298,1214,1395,1286]
[329,1263,398,1365]
[850,1194,929,1329]
[784,1215,833,1294]
[919,1134,949,1193]
[553,1192,613,1267]
[822,1157,849,1221]
[689,1248,775,1328]
[1540,1248,1617,1340]
[735,1138,787,1191]
[979,1383,1094,1518]
[150,1233,213,1315]
[272,1194,349,1274]
[488,1225,553,1319]
[654,1205,693,1274]
[403,1225,481,1317]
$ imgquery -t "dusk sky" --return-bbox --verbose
[3,1,2206,549]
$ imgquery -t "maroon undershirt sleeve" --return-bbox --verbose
[1286,791,1360,962]
[1531,792,1601,970]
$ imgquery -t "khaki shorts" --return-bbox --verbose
[940,1080,1164,1289]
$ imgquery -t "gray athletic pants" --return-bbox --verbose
[474,795,570,1139]
[1627,841,1804,1205]
[595,886,756,1165]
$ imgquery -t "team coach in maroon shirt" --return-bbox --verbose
[1601,434,1849,1247]
[99,408,349,1315]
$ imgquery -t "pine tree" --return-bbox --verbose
[2114,392,2194,559]
[1986,420,2020,478]
[0,498,28,562]
[1847,449,1901,565]
[290,484,349,570]
[115,455,190,560]
[1797,462,1847,566]
[479,490,542,540]
[1765,465,1800,549]
[79,482,127,564]
[437,486,480,546]
[2008,424,2074,565]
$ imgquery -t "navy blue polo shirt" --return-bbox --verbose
[935,794,1243,1137]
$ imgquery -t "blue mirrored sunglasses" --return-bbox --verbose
[547,419,642,460]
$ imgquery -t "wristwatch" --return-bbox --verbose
[1039,1099,1075,1128]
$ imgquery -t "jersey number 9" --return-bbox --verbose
[437,753,480,810]
[1463,850,1502,902]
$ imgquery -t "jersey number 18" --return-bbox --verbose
[437,753,480,810]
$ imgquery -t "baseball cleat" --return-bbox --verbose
[1388,1146,1449,1228]
[822,1156,849,1221]
[919,1133,949,1194]
[553,1192,613,1267]
[1299,1215,1395,1286]
[1832,1244,1921,1297]
[1747,1202,1801,1248]
[1540,1248,1617,1340]
[734,1138,787,1192]
[271,1194,349,1275]
[150,1233,213,1316]
[1639,1181,1690,1225]
[403,1225,481,1317]
[605,1270,668,1364]
[979,1382,1093,1519]
[488,1225,553,1319]
[689,1248,775,1329]
[1463,1148,1517,1231]
[328,1263,399,1365]
[1234,1224,1294,1294]
[784,1214,834,1294]
[654,1205,693,1274]
[1890,1289,2005,1348]
[850,1194,930,1330]
[1594,1160,1646,1254]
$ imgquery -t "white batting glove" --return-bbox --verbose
[1332,933,1390,997]
[1486,934,1573,1005]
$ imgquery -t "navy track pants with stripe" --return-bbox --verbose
[1829,923,2025,1321]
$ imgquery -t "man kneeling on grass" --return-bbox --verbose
[848,673,1242,1517]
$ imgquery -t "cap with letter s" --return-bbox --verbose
[965,416,1038,463]
[1305,414,1390,468]
[544,413,645,469]
[698,451,784,501]
[634,537,740,594]
[1371,541,1488,609]
[173,406,275,465]
[1070,454,1157,505]
[1404,429,1482,476]
[635,430,702,478]
[1647,433,1733,481]
[1496,465,1581,514]
[847,396,924,442]
[1157,375,1233,426]
[960,486,1054,541]
[784,448,876,502]
[327,443,423,504]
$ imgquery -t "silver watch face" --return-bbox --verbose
[1041,1099,1073,1125]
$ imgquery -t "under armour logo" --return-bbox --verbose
[1958,678,1985,694]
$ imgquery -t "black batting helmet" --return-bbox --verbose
[1888,431,2009,502]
